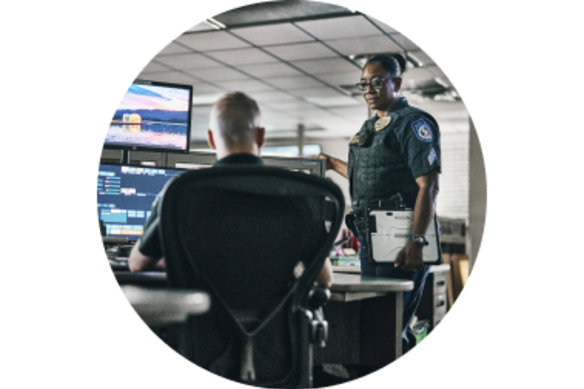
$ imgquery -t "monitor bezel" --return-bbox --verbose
[103,79,193,154]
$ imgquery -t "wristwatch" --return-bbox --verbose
[410,234,429,247]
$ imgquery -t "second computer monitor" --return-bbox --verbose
[97,164,185,242]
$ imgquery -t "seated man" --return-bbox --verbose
[129,91,333,288]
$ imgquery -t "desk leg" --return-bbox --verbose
[359,292,403,367]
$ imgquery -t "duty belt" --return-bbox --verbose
[351,193,407,211]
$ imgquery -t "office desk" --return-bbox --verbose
[329,265,453,334]
[313,274,414,368]
[118,285,210,371]
[114,270,412,367]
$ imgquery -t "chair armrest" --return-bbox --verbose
[308,287,330,348]
[122,286,210,327]
[308,286,330,310]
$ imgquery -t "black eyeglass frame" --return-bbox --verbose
[355,75,394,92]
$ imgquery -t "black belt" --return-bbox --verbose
[352,199,385,209]
[351,193,408,211]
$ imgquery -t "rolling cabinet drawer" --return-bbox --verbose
[434,292,447,308]
[434,273,446,290]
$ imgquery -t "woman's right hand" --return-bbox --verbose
[316,153,332,170]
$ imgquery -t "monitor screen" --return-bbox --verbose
[97,164,186,242]
[104,80,193,153]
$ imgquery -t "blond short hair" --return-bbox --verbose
[210,92,261,149]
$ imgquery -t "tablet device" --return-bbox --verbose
[368,210,441,264]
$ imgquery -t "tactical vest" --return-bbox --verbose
[348,104,438,209]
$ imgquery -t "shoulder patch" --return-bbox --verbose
[428,147,437,165]
[412,119,434,142]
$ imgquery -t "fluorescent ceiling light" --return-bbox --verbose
[434,77,449,88]
[406,53,424,67]
[205,18,227,30]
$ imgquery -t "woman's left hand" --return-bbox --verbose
[394,241,424,271]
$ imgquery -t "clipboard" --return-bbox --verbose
[367,209,441,264]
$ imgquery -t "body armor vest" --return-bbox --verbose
[348,103,438,209]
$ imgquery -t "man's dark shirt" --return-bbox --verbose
[138,153,263,258]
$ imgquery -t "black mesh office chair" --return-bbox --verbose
[158,166,344,388]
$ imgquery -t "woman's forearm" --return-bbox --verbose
[412,188,434,235]
[329,156,348,178]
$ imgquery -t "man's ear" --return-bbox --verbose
[207,129,216,150]
[256,127,265,148]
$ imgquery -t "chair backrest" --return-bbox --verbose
[158,166,344,388]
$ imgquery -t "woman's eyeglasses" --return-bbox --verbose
[355,76,392,92]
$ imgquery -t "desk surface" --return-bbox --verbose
[330,273,414,293]
[122,285,210,326]
[332,263,451,275]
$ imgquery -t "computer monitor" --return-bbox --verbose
[97,163,186,242]
[104,80,193,153]
[168,152,326,177]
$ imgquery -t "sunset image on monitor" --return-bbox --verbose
[105,82,192,152]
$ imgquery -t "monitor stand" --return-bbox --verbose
[121,149,131,165]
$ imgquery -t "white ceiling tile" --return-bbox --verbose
[263,75,325,90]
[155,53,222,69]
[390,33,421,51]
[263,42,338,61]
[176,31,250,51]
[265,100,319,111]
[137,71,198,86]
[232,23,314,46]
[191,83,226,95]
[249,90,299,102]
[185,66,249,82]
[295,15,382,40]
[316,71,361,86]
[290,87,345,99]
[156,42,193,56]
[139,61,171,74]
[426,66,454,87]
[325,35,402,56]
[238,62,302,78]
[206,48,279,65]
[291,57,359,75]
[367,14,403,34]
[305,96,362,108]
[215,79,276,93]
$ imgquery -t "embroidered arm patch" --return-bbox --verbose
[412,119,434,142]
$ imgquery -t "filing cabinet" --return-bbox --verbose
[417,267,449,332]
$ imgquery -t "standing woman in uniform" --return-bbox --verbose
[317,53,441,352]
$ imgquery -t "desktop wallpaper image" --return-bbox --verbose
[105,83,191,151]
